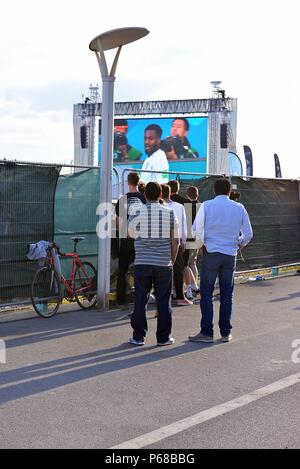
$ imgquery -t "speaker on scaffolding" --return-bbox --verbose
[220,123,228,148]
[80,125,89,149]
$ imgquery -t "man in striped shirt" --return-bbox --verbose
[128,182,179,346]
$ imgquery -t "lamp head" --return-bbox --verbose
[89,27,149,52]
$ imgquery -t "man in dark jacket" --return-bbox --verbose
[115,172,146,307]
[168,180,190,206]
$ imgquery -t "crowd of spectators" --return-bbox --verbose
[115,172,253,346]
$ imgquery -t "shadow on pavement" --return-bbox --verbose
[269,292,300,303]
[0,340,218,405]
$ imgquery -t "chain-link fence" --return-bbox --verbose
[0,160,299,307]
[179,175,300,270]
[0,161,61,304]
[0,161,104,306]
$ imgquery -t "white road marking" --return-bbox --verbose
[111,372,300,449]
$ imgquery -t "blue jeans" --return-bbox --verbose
[200,252,236,337]
[132,265,173,343]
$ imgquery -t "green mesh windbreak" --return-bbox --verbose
[2,167,299,305]
[179,176,300,271]
[0,163,61,301]
[54,168,100,277]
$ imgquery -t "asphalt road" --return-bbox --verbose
[0,275,299,449]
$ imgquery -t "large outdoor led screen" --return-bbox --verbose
[98,116,208,183]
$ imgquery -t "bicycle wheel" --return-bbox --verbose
[74,262,97,309]
[31,267,61,318]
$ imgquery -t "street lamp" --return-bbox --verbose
[89,27,149,311]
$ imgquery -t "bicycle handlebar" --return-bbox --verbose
[48,240,84,257]
[47,242,66,257]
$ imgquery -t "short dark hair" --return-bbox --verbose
[230,191,241,201]
[214,178,231,196]
[168,180,180,194]
[127,172,140,186]
[187,186,198,200]
[145,124,163,138]
[161,184,171,199]
[145,182,162,201]
[173,117,189,131]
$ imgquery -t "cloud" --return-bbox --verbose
[3,81,87,112]
[0,0,299,177]
[0,95,73,164]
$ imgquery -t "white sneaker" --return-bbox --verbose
[186,287,194,301]
[128,338,145,346]
[176,298,193,306]
[148,293,156,304]
[157,337,175,346]
[221,334,232,343]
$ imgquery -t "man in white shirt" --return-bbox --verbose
[189,178,253,343]
[161,184,192,306]
[141,124,169,184]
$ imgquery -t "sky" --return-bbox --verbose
[0,0,300,178]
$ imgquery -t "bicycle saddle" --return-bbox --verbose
[71,237,85,243]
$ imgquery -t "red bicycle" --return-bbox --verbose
[31,237,97,318]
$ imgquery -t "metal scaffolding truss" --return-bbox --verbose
[73,94,238,176]
[74,97,234,117]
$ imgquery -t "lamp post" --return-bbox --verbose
[89,27,149,311]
